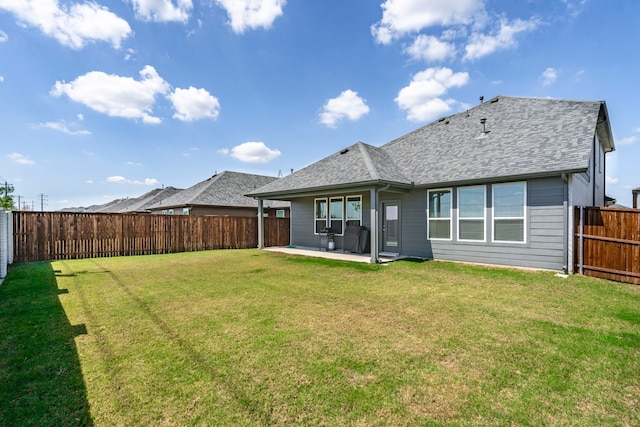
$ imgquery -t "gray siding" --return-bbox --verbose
[394,177,567,270]
[290,192,371,250]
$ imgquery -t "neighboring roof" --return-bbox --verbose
[84,186,183,213]
[148,171,289,210]
[121,186,183,212]
[249,95,615,197]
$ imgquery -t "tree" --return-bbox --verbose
[0,182,15,210]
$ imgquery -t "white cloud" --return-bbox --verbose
[618,136,638,146]
[0,76,4,83]
[169,86,220,121]
[606,176,619,185]
[0,0,131,49]
[215,0,286,33]
[319,90,370,128]
[540,67,558,86]
[563,0,589,17]
[0,30,8,42]
[106,176,159,185]
[127,161,143,166]
[404,34,455,61]
[230,141,280,163]
[85,179,94,184]
[371,0,483,44]
[128,0,192,23]
[464,18,538,61]
[8,152,35,165]
[36,120,91,135]
[395,67,469,122]
[218,148,230,155]
[51,66,170,124]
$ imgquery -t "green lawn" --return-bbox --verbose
[1,249,639,426]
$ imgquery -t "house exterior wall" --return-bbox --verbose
[378,177,568,270]
[290,192,371,249]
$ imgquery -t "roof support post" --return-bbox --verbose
[257,198,264,249]
[370,187,379,264]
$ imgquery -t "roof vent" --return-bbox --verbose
[476,118,490,139]
[490,97,499,103]
[479,96,484,103]
[340,148,349,155]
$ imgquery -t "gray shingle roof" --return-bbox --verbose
[246,142,412,197]
[148,171,289,209]
[384,95,612,186]
[249,95,614,197]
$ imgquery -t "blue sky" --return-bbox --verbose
[0,0,638,209]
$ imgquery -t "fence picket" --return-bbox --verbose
[575,206,640,285]
[12,212,289,263]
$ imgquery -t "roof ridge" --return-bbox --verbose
[356,142,380,181]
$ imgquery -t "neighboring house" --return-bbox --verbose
[248,95,615,271]
[148,171,290,217]
[93,187,183,213]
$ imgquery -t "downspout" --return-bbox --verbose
[561,173,569,273]
[370,183,391,264]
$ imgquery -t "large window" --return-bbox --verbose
[458,186,485,241]
[427,189,451,240]
[314,195,361,235]
[493,182,526,243]
[346,196,362,226]
[314,198,327,234]
[329,197,344,234]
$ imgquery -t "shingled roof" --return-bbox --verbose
[248,95,614,198]
[149,171,289,210]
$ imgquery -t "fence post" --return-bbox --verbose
[0,210,7,280]
[6,211,13,265]
[578,206,584,275]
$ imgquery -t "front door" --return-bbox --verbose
[382,202,400,254]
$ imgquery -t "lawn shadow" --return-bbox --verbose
[0,262,93,426]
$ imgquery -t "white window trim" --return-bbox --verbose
[457,185,486,242]
[313,198,328,235]
[329,196,345,236]
[427,188,452,241]
[492,182,527,244]
[346,195,362,226]
[276,209,285,218]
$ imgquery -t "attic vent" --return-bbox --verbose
[340,149,349,155]
[476,118,490,139]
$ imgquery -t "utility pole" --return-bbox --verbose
[39,194,48,212]
[16,195,21,211]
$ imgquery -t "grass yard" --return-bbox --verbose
[1,249,639,426]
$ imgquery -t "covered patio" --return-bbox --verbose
[264,246,401,264]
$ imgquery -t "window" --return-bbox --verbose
[168,209,174,215]
[346,196,361,226]
[276,209,285,218]
[493,182,526,243]
[329,197,344,235]
[314,198,327,234]
[458,186,485,241]
[183,208,190,215]
[427,189,451,239]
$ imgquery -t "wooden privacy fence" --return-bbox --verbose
[13,212,290,263]
[575,206,640,285]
